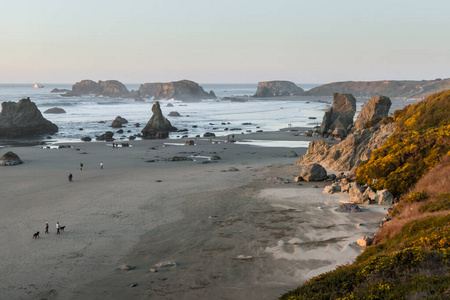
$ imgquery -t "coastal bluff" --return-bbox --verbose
[306,78,450,98]
[0,98,58,138]
[253,81,304,97]
[137,80,216,101]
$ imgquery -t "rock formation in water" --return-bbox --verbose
[0,98,58,138]
[111,116,128,128]
[50,88,70,93]
[141,101,177,138]
[44,107,66,114]
[253,81,304,97]
[306,78,450,99]
[0,151,23,166]
[137,80,215,101]
[65,80,130,97]
[296,96,394,172]
[320,93,356,135]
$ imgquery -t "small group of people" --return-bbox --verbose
[44,222,62,234]
[68,162,104,181]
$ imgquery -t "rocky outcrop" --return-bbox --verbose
[253,81,304,97]
[50,88,70,93]
[0,98,58,138]
[354,96,391,130]
[44,107,66,114]
[300,163,327,181]
[320,93,356,135]
[138,80,215,101]
[111,116,128,128]
[306,78,450,99]
[168,111,181,117]
[297,122,395,172]
[338,203,361,213]
[65,80,130,97]
[296,95,394,172]
[141,101,177,139]
[0,151,23,166]
[96,131,114,141]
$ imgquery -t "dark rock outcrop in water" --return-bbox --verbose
[44,107,66,114]
[0,98,58,138]
[137,80,215,101]
[306,78,450,99]
[320,93,356,135]
[141,101,177,139]
[50,88,70,93]
[65,80,130,97]
[296,96,394,172]
[253,81,304,97]
[0,151,23,166]
[111,116,128,128]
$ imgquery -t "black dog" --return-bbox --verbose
[60,226,66,232]
[33,231,40,239]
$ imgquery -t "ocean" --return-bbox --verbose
[0,83,332,144]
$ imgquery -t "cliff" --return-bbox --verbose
[138,80,215,101]
[0,98,58,138]
[306,78,450,98]
[253,81,304,97]
[66,80,130,97]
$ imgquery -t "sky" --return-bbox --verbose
[1,0,449,84]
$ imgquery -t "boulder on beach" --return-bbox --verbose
[96,131,115,141]
[284,151,298,157]
[253,81,304,97]
[357,236,373,247]
[320,93,356,135]
[375,189,394,205]
[141,101,177,139]
[184,140,194,146]
[44,107,66,114]
[81,136,92,142]
[300,163,327,181]
[0,98,58,138]
[0,151,23,166]
[337,203,362,213]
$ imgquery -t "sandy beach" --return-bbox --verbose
[0,130,387,300]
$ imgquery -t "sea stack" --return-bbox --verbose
[141,101,177,139]
[320,93,356,136]
[0,98,58,138]
[253,81,304,97]
[137,80,215,101]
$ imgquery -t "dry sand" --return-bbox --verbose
[0,130,387,300]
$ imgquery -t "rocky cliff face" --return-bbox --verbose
[141,101,177,138]
[67,80,130,97]
[138,80,215,101]
[297,95,394,172]
[0,98,58,138]
[253,81,304,97]
[320,93,356,135]
[296,122,395,172]
[354,95,391,130]
[306,78,450,99]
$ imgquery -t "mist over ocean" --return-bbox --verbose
[0,83,329,143]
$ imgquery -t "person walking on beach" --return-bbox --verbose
[80,163,83,170]
[68,173,73,182]
[45,222,49,234]
[100,162,103,169]
[56,222,61,235]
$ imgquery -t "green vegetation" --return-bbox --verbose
[280,91,450,299]
[356,90,450,197]
[419,194,450,213]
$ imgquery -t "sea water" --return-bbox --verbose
[0,83,332,144]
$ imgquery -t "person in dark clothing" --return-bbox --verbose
[45,222,49,234]
[68,173,73,182]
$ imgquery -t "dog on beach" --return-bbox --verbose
[33,231,40,238]
[60,226,65,232]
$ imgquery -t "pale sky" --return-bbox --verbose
[1,0,449,84]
